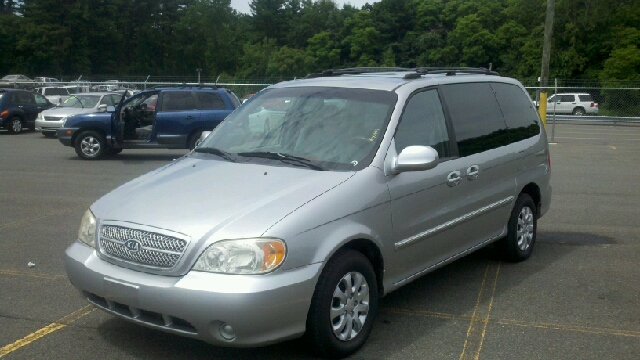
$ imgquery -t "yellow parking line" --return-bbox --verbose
[493,318,640,338]
[459,263,493,360]
[458,263,500,360]
[0,305,95,358]
[383,305,640,339]
[0,269,66,280]
[475,264,500,359]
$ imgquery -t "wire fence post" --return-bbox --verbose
[551,78,557,142]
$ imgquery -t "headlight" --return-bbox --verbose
[37,113,43,120]
[192,238,286,274]
[60,117,67,126]
[78,209,97,247]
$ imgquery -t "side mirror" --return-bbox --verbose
[195,131,212,148]
[97,104,108,112]
[393,146,439,173]
[106,105,116,112]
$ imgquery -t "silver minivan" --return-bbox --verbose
[64,68,551,358]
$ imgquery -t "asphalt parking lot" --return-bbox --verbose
[1,124,639,359]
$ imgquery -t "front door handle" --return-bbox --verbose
[447,171,461,187]
[466,165,479,180]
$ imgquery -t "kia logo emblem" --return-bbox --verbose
[124,239,141,252]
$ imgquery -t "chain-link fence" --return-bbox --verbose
[526,86,640,118]
[3,76,639,119]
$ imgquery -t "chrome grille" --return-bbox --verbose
[44,116,63,121]
[99,225,187,268]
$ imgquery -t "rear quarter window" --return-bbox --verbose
[578,95,593,102]
[440,82,509,157]
[196,92,226,110]
[491,83,541,143]
[160,91,197,111]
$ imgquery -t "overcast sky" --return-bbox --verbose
[230,0,379,14]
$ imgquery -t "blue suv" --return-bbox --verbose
[57,87,240,159]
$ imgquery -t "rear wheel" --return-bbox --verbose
[7,117,23,134]
[572,107,586,116]
[306,250,378,358]
[497,194,537,262]
[75,131,106,160]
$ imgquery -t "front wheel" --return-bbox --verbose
[497,194,537,262]
[306,250,378,358]
[75,131,106,160]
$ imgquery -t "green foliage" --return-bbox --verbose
[0,0,638,81]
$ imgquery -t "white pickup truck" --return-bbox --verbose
[34,87,71,104]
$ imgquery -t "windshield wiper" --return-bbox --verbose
[193,147,236,162]
[237,152,325,171]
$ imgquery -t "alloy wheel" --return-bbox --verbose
[517,206,534,251]
[330,271,370,341]
[80,136,101,157]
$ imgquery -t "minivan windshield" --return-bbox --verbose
[60,95,100,108]
[197,87,397,171]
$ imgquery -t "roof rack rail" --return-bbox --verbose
[306,67,412,79]
[404,67,500,79]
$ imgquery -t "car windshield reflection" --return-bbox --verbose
[197,87,396,171]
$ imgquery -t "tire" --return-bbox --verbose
[306,249,378,358]
[75,131,106,160]
[188,130,203,150]
[7,117,23,134]
[497,194,537,262]
[572,107,586,116]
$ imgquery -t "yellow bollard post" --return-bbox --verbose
[538,92,547,128]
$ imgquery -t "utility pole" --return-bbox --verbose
[539,0,556,127]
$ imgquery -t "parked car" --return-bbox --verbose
[545,93,598,115]
[0,74,34,90]
[0,88,55,133]
[63,68,552,358]
[36,92,122,137]
[33,77,60,86]
[57,86,240,158]
[34,86,71,104]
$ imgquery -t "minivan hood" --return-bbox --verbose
[42,106,96,118]
[92,157,354,242]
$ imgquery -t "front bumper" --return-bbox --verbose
[57,127,78,146]
[36,119,64,132]
[64,241,321,346]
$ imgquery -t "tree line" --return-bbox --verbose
[0,0,638,83]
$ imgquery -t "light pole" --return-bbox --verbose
[539,0,556,127]
[196,69,202,84]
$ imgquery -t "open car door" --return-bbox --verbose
[112,92,128,147]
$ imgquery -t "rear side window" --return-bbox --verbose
[11,92,35,104]
[560,95,575,102]
[440,83,509,157]
[395,89,451,158]
[196,92,226,110]
[491,83,540,142]
[578,94,593,102]
[161,91,197,111]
